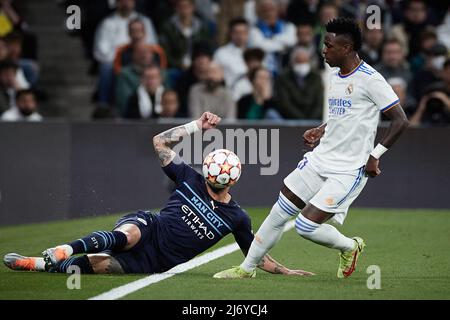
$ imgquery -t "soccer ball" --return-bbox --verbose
[202,149,242,189]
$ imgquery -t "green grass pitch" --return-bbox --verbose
[1,208,449,300]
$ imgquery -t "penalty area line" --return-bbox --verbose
[89,220,295,300]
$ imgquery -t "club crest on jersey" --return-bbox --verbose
[345,84,354,95]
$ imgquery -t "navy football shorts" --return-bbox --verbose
[110,210,161,274]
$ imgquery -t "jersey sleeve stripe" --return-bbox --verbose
[381,99,400,112]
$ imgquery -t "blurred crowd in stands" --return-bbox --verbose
[0,0,449,126]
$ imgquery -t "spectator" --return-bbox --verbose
[409,28,438,75]
[188,62,236,118]
[160,0,213,70]
[389,0,430,59]
[359,24,384,66]
[286,0,320,26]
[94,0,158,64]
[0,60,21,113]
[113,19,167,75]
[214,18,249,89]
[237,66,281,120]
[175,48,212,117]
[283,21,318,69]
[232,47,265,102]
[115,42,154,115]
[411,43,448,103]
[375,39,413,89]
[124,66,164,119]
[314,1,339,68]
[249,0,297,75]
[216,0,246,45]
[0,0,39,61]
[436,8,450,49]
[160,89,180,118]
[4,31,38,87]
[410,59,450,126]
[1,89,42,122]
[387,77,415,116]
[93,0,158,106]
[274,46,323,119]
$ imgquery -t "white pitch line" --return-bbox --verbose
[89,220,296,300]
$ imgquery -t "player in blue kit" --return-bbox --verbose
[4,112,312,276]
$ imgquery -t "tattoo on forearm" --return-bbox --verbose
[259,255,285,274]
[153,126,189,165]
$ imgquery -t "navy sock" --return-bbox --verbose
[56,255,94,274]
[68,231,128,254]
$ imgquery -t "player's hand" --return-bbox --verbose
[284,269,315,276]
[365,156,381,178]
[196,112,221,130]
[303,127,324,148]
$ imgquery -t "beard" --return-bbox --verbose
[19,108,35,117]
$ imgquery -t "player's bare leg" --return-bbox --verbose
[295,203,365,278]
[87,254,125,274]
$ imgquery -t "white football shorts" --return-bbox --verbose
[283,152,368,225]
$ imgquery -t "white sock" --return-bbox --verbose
[240,193,297,273]
[295,214,355,252]
[58,244,74,257]
[35,257,46,271]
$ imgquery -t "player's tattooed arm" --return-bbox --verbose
[153,125,189,166]
[257,254,315,276]
[152,112,222,167]
[257,255,286,274]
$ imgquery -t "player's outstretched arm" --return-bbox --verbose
[303,122,327,148]
[365,105,409,178]
[258,254,315,276]
[152,112,221,166]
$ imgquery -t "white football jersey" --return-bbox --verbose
[309,61,399,172]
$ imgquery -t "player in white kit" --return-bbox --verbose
[214,18,409,279]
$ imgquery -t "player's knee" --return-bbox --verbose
[114,224,141,249]
[295,215,319,239]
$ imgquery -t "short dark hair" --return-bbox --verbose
[326,17,362,51]
[16,89,35,101]
[243,48,265,63]
[228,17,248,31]
[128,18,145,29]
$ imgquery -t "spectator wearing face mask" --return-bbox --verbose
[274,46,323,119]
[188,62,236,119]
[411,43,448,103]
[1,89,42,122]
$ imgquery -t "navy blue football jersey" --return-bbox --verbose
[151,156,254,271]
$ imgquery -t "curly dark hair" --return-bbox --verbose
[326,18,363,51]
